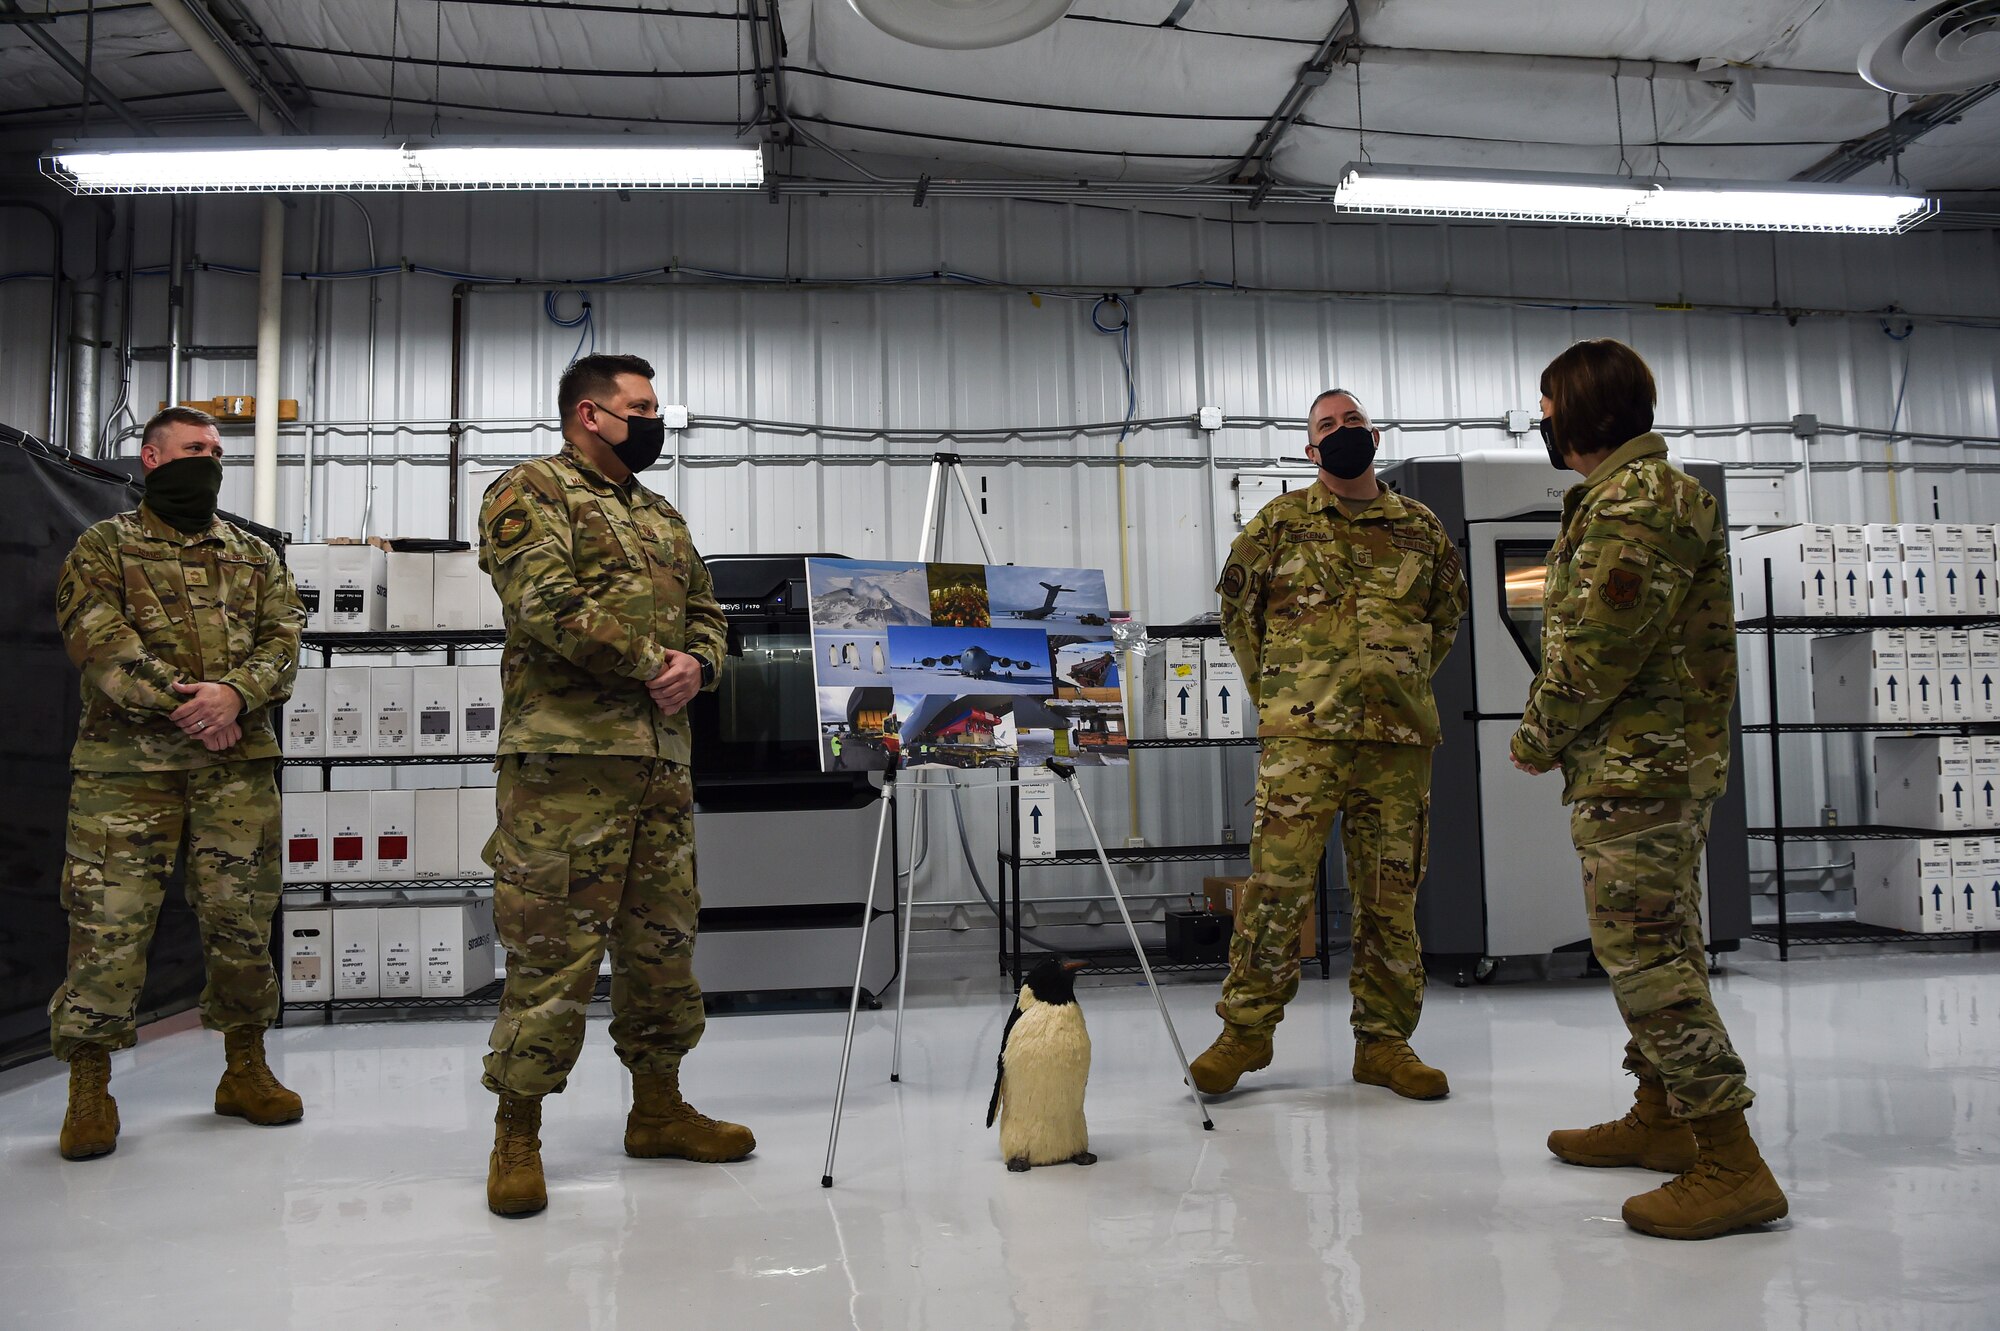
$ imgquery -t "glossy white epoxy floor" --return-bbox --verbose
[3,945,1996,1331]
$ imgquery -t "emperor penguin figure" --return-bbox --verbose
[987,957,1096,1172]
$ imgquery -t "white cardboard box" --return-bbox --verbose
[421,897,497,997]
[1874,735,1974,830]
[369,666,414,757]
[1975,737,2000,829]
[281,906,333,1001]
[457,663,501,755]
[1920,838,1956,932]
[385,551,436,631]
[1734,524,1837,618]
[412,788,462,880]
[1906,629,1944,722]
[458,787,498,879]
[286,667,325,758]
[1830,524,1869,617]
[1940,630,1975,722]
[1936,525,1971,616]
[326,542,387,632]
[325,666,371,757]
[476,567,504,630]
[371,790,415,880]
[1951,839,1986,932]
[1977,840,2000,931]
[1161,638,1204,739]
[433,551,485,631]
[333,907,380,1000]
[378,907,423,998]
[282,792,326,884]
[412,664,459,756]
[1811,630,1908,724]
[1973,629,2000,721]
[1967,525,1998,615]
[325,790,371,881]
[1853,838,1956,934]
[1862,524,1906,616]
[1200,637,1247,738]
[288,543,330,634]
[1900,524,1939,616]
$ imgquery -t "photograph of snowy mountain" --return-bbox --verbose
[805,559,934,630]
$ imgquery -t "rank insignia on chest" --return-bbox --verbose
[1601,568,1644,610]
[184,566,210,587]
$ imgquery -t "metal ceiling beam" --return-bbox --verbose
[1228,4,1357,200]
[1793,84,2000,184]
[1356,45,1871,92]
[146,0,303,133]
[0,0,153,135]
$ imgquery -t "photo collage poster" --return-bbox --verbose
[804,559,1129,772]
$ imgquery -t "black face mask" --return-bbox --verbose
[144,455,223,533]
[587,403,666,475]
[1314,424,1377,481]
[1537,416,1566,470]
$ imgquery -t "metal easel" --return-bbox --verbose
[820,454,1212,1189]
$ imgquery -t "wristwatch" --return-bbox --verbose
[697,655,716,689]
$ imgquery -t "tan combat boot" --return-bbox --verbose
[1548,1075,1697,1173]
[59,1046,119,1161]
[1188,1024,1273,1095]
[1352,1036,1450,1100]
[1621,1108,1789,1240]
[215,1029,305,1125]
[626,1067,756,1162]
[488,1093,548,1217]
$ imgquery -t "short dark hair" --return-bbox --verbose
[142,405,219,448]
[1539,339,1655,458]
[1309,388,1368,421]
[558,353,656,423]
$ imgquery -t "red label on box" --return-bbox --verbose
[288,837,319,864]
[378,835,409,861]
[332,836,365,861]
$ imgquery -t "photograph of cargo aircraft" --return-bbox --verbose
[882,625,1055,695]
[988,565,1110,630]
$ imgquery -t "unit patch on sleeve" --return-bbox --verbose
[1601,567,1644,611]
[1219,562,1247,599]
[491,506,531,551]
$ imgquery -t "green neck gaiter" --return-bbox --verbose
[144,455,223,533]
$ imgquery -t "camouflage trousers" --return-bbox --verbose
[1572,796,1752,1119]
[48,760,281,1060]
[482,753,704,1097]
[1220,738,1431,1039]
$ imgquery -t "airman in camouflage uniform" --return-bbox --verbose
[1516,337,1785,1240]
[50,406,306,1161]
[1191,389,1468,1101]
[478,353,750,1218]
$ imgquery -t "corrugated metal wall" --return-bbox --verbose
[5,195,1998,923]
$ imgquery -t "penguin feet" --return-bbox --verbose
[1070,1152,1098,1166]
[1006,1157,1032,1173]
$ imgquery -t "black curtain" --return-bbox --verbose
[0,438,221,1068]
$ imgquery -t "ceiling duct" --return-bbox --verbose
[846,0,1074,49]
[1860,0,2000,94]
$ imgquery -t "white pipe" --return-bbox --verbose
[1355,45,1872,92]
[254,197,282,527]
[146,0,280,133]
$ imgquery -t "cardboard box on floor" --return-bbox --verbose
[1202,875,1315,958]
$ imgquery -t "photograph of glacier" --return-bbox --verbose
[805,558,934,630]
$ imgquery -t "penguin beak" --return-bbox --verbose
[1062,959,1090,972]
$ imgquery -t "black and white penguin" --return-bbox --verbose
[987,957,1095,1172]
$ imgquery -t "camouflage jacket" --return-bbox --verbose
[1511,434,1737,801]
[1218,481,1467,747]
[58,503,303,773]
[479,443,727,763]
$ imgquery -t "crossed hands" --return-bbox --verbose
[646,651,704,717]
[172,680,244,752]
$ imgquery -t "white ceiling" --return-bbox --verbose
[1,0,1994,195]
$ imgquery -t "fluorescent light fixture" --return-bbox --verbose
[1333,163,1935,234]
[42,136,766,194]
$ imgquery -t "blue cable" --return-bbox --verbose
[1090,295,1137,443]
[545,291,594,367]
